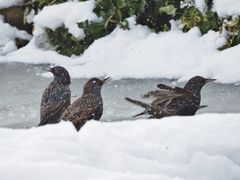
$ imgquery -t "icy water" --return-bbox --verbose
[0,62,240,128]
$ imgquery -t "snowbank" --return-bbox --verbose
[0,113,240,180]
[67,26,229,82]
[0,0,23,9]
[1,0,240,83]
[0,16,31,55]
[4,23,240,83]
[33,0,100,38]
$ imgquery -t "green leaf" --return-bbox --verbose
[159,5,177,16]
[116,0,126,9]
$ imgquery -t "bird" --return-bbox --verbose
[39,66,71,126]
[148,76,216,115]
[60,77,110,131]
[126,76,216,118]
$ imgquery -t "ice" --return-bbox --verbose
[0,113,240,180]
[0,63,239,128]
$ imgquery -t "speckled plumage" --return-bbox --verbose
[60,77,109,131]
[126,76,216,118]
[39,66,71,126]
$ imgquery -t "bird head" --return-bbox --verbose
[184,76,216,94]
[42,66,71,85]
[83,77,111,94]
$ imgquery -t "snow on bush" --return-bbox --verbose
[0,16,31,55]
[1,0,240,83]
[33,0,100,38]
[0,0,23,9]
[192,0,240,17]
[195,0,207,13]
[0,113,240,180]
[213,0,240,17]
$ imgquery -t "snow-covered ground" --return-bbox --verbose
[0,114,240,180]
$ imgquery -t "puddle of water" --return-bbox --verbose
[0,62,240,128]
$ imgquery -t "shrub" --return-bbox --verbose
[24,0,240,56]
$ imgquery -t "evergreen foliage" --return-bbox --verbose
[24,0,240,56]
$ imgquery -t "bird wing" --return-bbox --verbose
[125,97,152,110]
[72,107,96,123]
[157,84,185,93]
[142,85,185,99]
[61,94,101,130]
[142,90,171,98]
[125,97,173,118]
[198,105,208,109]
[39,100,68,126]
[157,84,175,91]
[63,104,98,131]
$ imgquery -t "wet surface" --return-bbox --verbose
[0,62,240,128]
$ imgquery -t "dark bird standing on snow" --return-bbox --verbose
[39,66,71,126]
[126,76,216,118]
[60,77,110,131]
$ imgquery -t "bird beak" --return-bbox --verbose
[42,68,52,73]
[198,105,208,110]
[205,78,216,83]
[102,77,111,84]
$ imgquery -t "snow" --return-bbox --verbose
[0,2,239,178]
[1,0,240,83]
[0,0,23,9]
[195,0,207,13]
[33,0,100,39]
[213,0,240,17]
[4,37,72,64]
[4,22,240,83]
[0,113,240,180]
[67,25,228,82]
[0,16,32,55]
[194,0,240,17]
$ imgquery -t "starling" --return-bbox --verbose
[126,76,216,118]
[60,77,110,131]
[39,66,71,126]
[152,76,216,115]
